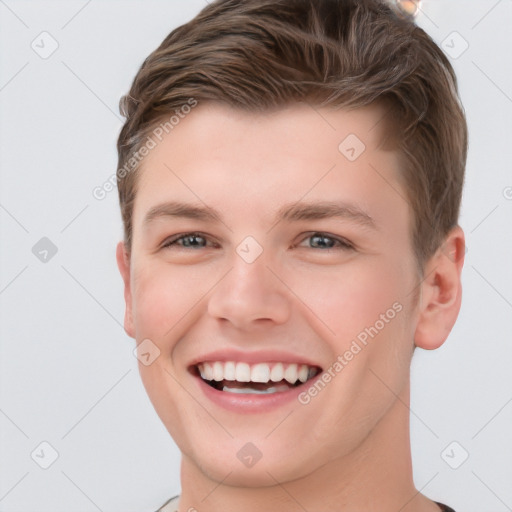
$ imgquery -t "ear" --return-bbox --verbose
[414,225,465,350]
[116,241,135,339]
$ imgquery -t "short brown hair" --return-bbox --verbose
[116,0,468,269]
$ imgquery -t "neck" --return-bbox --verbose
[177,379,438,512]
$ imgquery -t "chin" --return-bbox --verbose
[185,436,330,488]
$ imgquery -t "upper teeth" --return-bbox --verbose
[197,361,316,384]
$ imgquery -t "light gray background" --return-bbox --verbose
[0,1,511,511]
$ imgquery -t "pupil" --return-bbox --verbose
[184,235,204,247]
[311,234,333,248]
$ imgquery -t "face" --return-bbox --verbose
[118,102,422,486]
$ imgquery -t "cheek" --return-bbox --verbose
[293,258,414,437]
[287,256,409,343]
[131,261,211,342]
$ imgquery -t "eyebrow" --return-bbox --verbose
[275,201,376,229]
[143,200,377,230]
[144,201,222,225]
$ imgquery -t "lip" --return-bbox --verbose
[194,369,321,413]
[188,349,323,413]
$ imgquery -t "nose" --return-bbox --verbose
[207,249,291,331]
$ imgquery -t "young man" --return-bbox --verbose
[115,1,467,511]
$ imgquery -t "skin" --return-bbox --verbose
[117,102,465,512]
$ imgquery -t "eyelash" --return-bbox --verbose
[160,232,354,251]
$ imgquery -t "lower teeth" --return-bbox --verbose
[221,384,291,394]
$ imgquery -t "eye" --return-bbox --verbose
[161,232,214,250]
[297,232,354,250]
[160,231,353,252]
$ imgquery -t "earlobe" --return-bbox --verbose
[116,241,135,339]
[414,226,465,350]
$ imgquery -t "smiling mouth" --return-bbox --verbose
[195,361,321,394]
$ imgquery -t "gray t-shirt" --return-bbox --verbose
[155,495,179,512]
[155,496,456,511]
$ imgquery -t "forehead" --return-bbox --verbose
[132,101,408,233]
[144,100,393,158]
